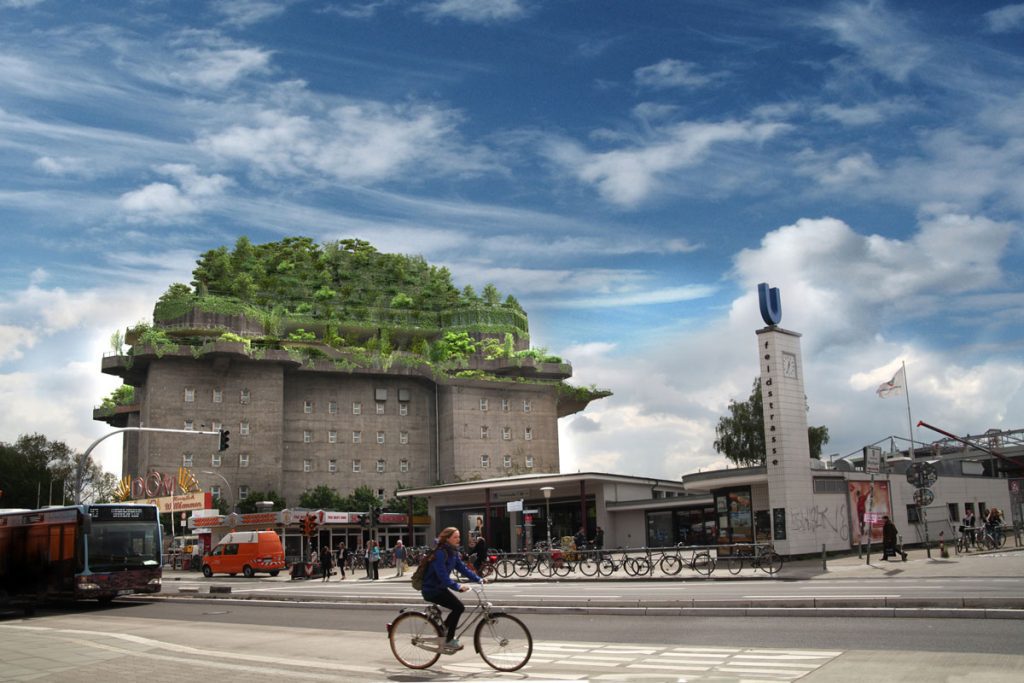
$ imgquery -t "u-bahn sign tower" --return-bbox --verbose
[756,283,818,555]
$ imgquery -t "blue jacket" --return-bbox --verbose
[421,544,481,594]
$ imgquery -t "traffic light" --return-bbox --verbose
[302,515,318,537]
[218,429,230,452]
[372,507,381,526]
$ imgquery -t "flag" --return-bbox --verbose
[876,367,905,398]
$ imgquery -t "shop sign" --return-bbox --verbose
[379,512,408,524]
[192,515,225,528]
[144,491,211,514]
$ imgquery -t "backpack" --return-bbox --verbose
[410,551,434,591]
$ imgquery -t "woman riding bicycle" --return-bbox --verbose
[421,526,483,651]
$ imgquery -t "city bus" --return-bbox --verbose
[0,503,163,611]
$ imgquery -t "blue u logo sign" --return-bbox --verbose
[758,283,781,326]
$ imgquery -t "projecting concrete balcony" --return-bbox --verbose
[92,402,139,427]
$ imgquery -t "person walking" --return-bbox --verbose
[471,534,488,575]
[336,541,348,580]
[393,539,407,578]
[421,527,484,652]
[368,539,381,580]
[592,525,605,560]
[320,544,333,582]
[881,516,907,561]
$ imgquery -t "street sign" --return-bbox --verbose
[521,509,539,514]
[506,500,523,512]
[913,488,935,507]
[906,462,938,489]
[864,446,882,474]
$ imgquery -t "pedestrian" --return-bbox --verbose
[336,541,348,580]
[592,525,605,559]
[573,526,587,552]
[368,539,381,580]
[393,539,407,578]
[881,516,907,561]
[320,544,333,582]
[471,534,488,575]
[961,509,976,547]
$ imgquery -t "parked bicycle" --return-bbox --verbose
[597,548,652,577]
[724,544,783,575]
[387,584,533,671]
[658,544,716,577]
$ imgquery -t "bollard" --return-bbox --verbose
[939,530,949,558]
[821,543,827,571]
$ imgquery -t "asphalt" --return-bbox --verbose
[152,544,1024,619]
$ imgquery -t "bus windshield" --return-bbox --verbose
[88,520,161,571]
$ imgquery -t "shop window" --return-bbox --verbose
[184,387,195,403]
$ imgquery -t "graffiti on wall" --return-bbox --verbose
[788,502,849,541]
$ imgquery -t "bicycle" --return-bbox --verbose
[387,584,533,671]
[658,544,715,577]
[978,525,1006,550]
[597,548,651,577]
[724,544,783,575]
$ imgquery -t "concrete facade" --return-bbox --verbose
[98,344,582,508]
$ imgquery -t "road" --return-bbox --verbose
[3,599,1023,682]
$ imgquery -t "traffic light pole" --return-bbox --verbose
[74,426,222,504]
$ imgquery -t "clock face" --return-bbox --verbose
[782,353,797,379]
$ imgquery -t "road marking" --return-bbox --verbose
[743,594,900,599]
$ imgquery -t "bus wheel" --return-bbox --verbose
[269,570,280,577]
[202,565,213,577]
[243,565,255,578]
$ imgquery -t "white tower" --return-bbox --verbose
[756,284,817,555]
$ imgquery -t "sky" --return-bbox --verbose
[1,0,1023,483]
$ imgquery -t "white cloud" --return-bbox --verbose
[214,0,289,27]
[0,325,38,362]
[813,0,931,82]
[171,45,272,90]
[417,0,526,24]
[118,165,233,221]
[984,4,1024,33]
[815,99,915,126]
[545,120,788,206]
[201,101,491,183]
[555,285,717,309]
[634,59,723,90]
[119,182,197,219]
[33,156,93,176]
[0,1,44,9]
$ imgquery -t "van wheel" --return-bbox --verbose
[269,570,280,577]
[243,565,255,578]
[202,565,213,578]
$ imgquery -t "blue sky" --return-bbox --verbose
[1,0,1022,480]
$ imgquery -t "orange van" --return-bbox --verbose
[201,530,286,578]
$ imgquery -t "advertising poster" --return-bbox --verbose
[848,480,891,545]
[466,513,485,542]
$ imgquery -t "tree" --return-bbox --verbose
[299,485,344,510]
[713,379,830,467]
[339,485,381,513]
[0,434,113,507]
[236,490,286,513]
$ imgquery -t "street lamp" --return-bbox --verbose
[202,471,233,512]
[540,486,554,551]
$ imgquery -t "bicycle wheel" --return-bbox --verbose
[760,551,783,575]
[954,536,964,554]
[389,612,442,669]
[597,557,616,576]
[474,613,533,672]
[692,552,715,577]
[536,558,556,578]
[554,560,571,578]
[513,558,533,578]
[578,554,600,577]
[659,554,683,576]
[996,532,1006,549]
[726,554,744,575]
[480,563,497,581]
[496,558,516,578]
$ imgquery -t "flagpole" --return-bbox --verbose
[903,361,914,460]
[902,361,931,558]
